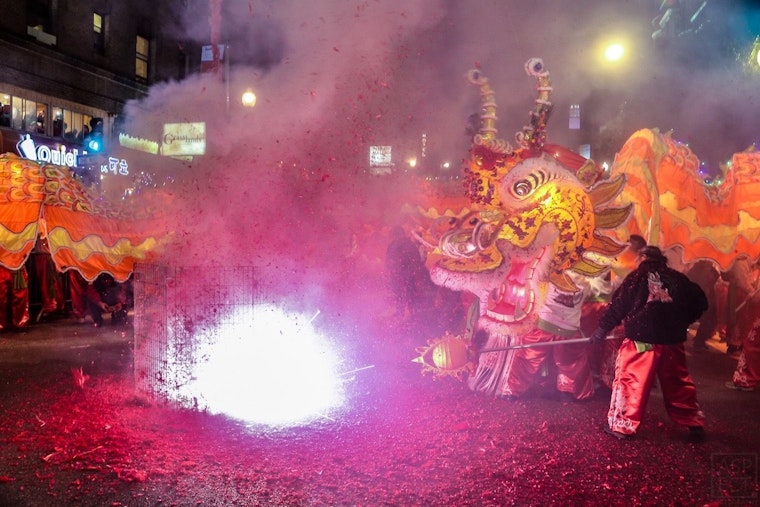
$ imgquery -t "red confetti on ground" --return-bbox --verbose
[0,334,758,506]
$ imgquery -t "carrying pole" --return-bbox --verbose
[478,335,617,354]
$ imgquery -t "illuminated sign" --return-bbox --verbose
[369,145,392,167]
[201,44,226,62]
[78,154,129,177]
[16,134,80,168]
[100,157,129,176]
[118,133,159,154]
[161,122,206,157]
[200,44,226,74]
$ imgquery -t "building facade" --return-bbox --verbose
[0,0,198,159]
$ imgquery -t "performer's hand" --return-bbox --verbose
[589,328,607,344]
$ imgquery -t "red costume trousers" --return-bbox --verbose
[608,339,705,435]
[0,268,30,330]
[580,301,622,389]
[31,254,64,314]
[731,308,760,388]
[505,328,594,400]
[68,270,89,319]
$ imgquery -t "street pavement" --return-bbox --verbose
[0,312,748,402]
[0,315,132,369]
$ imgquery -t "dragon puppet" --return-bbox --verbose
[609,128,760,271]
[412,58,632,393]
[412,58,760,391]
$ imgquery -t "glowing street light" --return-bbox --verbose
[604,43,625,62]
[241,89,257,108]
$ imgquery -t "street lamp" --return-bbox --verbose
[604,43,625,62]
[241,89,257,108]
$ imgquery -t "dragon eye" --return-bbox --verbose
[513,179,533,197]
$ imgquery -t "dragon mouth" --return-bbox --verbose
[485,250,544,323]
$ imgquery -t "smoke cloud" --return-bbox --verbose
[119,0,759,316]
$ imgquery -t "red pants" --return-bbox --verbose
[608,339,705,435]
[31,254,64,314]
[0,268,30,330]
[731,304,760,388]
[68,270,89,319]
[581,301,622,389]
[503,328,594,400]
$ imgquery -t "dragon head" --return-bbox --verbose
[420,59,631,332]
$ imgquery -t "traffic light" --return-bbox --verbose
[85,117,104,153]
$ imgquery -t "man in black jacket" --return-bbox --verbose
[590,245,708,440]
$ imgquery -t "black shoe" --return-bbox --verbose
[687,426,706,441]
[604,427,633,440]
[726,345,742,354]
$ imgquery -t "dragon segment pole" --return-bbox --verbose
[478,335,617,353]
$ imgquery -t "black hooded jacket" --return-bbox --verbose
[597,257,708,345]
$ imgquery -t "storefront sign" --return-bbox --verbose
[101,157,129,176]
[16,134,80,168]
[118,132,159,155]
[369,145,392,167]
[78,155,129,176]
[200,44,226,74]
[161,122,206,157]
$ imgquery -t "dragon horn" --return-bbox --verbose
[465,69,513,154]
[517,57,553,151]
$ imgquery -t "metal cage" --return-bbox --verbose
[132,264,258,406]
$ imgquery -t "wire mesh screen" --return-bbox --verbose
[133,264,259,406]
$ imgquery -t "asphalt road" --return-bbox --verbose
[0,315,759,506]
[0,316,132,370]
[1,314,755,430]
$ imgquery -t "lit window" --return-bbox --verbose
[93,13,105,53]
[136,35,150,80]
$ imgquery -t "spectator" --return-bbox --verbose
[590,245,707,440]
[77,124,90,143]
[36,110,45,134]
[87,273,129,327]
[0,104,11,127]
